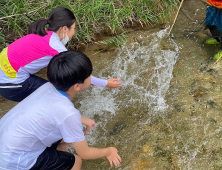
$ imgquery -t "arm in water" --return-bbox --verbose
[73,139,121,167]
[91,76,122,88]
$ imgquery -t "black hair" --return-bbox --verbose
[28,7,76,36]
[47,50,93,91]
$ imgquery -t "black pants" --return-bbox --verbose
[0,75,48,102]
[208,25,222,43]
[29,140,75,170]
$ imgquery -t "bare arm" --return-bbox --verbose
[72,139,121,167]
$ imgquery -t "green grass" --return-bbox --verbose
[0,0,179,50]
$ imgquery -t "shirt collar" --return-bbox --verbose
[56,89,70,100]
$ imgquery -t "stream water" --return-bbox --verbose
[1,0,222,169]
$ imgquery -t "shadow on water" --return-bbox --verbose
[2,0,222,169]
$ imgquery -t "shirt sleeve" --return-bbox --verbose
[59,112,85,143]
[91,75,108,87]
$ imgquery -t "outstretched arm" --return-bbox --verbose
[91,76,122,88]
[73,139,121,167]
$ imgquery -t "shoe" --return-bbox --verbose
[205,38,220,45]
[213,51,222,60]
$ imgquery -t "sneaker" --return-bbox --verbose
[205,38,219,45]
[213,51,222,60]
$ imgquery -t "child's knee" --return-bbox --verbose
[75,155,82,165]
[71,154,82,170]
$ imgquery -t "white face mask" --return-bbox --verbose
[61,31,69,46]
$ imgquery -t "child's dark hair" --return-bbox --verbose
[28,7,76,36]
[47,51,92,91]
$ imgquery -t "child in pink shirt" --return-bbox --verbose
[0,7,121,102]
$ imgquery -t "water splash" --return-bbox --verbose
[77,28,180,145]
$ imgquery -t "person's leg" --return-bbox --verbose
[55,140,82,170]
[0,75,48,102]
[207,26,222,59]
[29,140,78,170]
[71,154,82,170]
[208,25,222,43]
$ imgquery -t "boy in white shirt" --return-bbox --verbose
[0,50,121,170]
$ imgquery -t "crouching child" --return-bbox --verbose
[0,50,121,170]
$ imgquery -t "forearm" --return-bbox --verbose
[81,115,90,126]
[73,139,121,167]
[91,75,107,87]
[81,147,109,160]
[73,139,109,160]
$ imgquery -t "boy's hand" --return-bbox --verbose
[81,116,96,135]
[106,78,122,88]
[106,147,121,167]
[84,119,96,135]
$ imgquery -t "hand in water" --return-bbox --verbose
[106,147,121,167]
[106,78,122,88]
[82,117,96,135]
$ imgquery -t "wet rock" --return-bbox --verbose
[195,32,208,40]
[159,44,175,50]
[206,100,218,108]
[174,104,185,112]
[109,122,128,135]
[169,157,181,170]
[190,75,217,100]
[207,61,222,72]
[196,75,215,83]
[131,37,139,43]
[143,144,154,156]
[130,156,160,170]
[190,87,208,98]
[208,94,222,108]
[94,48,115,53]
[212,147,222,169]
[159,23,166,30]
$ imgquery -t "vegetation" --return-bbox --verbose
[0,0,178,50]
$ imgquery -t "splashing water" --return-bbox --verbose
[74,28,180,146]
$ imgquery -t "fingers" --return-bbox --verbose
[85,123,96,134]
[112,78,120,81]
[113,82,122,87]
[84,126,90,135]
[109,160,113,167]
[109,157,121,167]
[107,78,122,88]
[107,148,121,167]
[116,154,121,162]
[84,130,88,135]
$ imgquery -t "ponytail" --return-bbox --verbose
[28,19,48,36]
[28,7,76,37]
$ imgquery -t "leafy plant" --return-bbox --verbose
[99,33,128,48]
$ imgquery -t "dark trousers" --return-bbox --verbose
[0,75,48,102]
[208,25,222,43]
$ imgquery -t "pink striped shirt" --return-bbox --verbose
[0,31,107,87]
